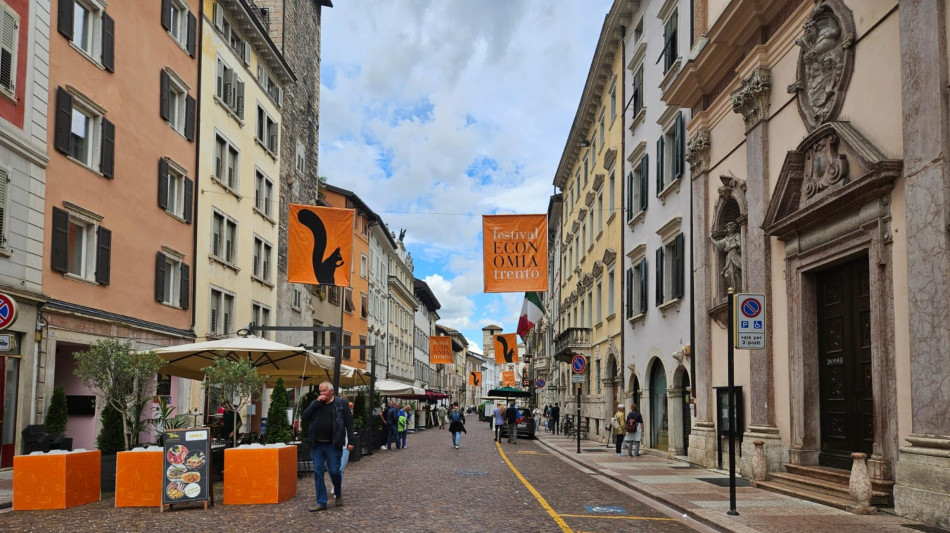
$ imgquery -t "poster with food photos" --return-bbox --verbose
[162,428,210,506]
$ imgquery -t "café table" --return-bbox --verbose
[13,450,100,510]
[223,444,296,504]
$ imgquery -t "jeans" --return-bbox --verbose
[494,422,503,442]
[624,439,641,456]
[507,422,518,443]
[452,431,462,447]
[388,425,399,449]
[615,434,624,454]
[399,430,407,449]
[310,442,342,506]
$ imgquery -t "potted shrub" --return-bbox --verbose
[202,357,267,448]
[262,378,293,444]
[46,386,71,450]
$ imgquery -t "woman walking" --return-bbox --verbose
[624,403,644,457]
[448,402,466,449]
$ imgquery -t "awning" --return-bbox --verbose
[374,379,425,397]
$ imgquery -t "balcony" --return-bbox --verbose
[553,327,592,363]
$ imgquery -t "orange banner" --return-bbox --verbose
[469,372,482,386]
[502,371,515,387]
[288,205,354,286]
[429,336,453,365]
[482,214,548,293]
[493,333,518,364]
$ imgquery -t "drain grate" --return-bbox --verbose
[697,477,750,487]
[581,448,610,453]
[901,525,950,533]
[455,470,489,476]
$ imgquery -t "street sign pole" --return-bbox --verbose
[727,289,739,516]
[576,385,581,454]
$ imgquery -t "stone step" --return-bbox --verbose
[755,479,855,511]
[768,472,890,506]
[783,463,895,497]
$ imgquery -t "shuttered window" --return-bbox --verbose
[158,158,193,222]
[0,167,7,247]
[50,205,110,285]
[54,87,113,177]
[59,1,112,72]
[0,6,18,95]
[256,106,279,154]
[155,251,189,308]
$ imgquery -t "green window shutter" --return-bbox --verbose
[673,233,685,299]
[159,69,170,122]
[51,207,69,273]
[100,117,115,178]
[155,252,166,302]
[655,247,664,307]
[674,112,684,179]
[656,137,664,196]
[57,0,74,40]
[157,158,169,210]
[183,177,193,223]
[639,258,648,314]
[102,12,114,73]
[625,171,633,222]
[640,155,649,212]
[185,94,196,141]
[161,0,171,30]
[54,87,72,155]
[95,226,112,285]
[187,12,197,57]
[625,267,633,318]
[180,262,190,310]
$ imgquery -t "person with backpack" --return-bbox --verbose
[437,404,447,429]
[386,400,400,450]
[505,401,519,444]
[613,404,626,456]
[624,403,644,457]
[397,403,408,449]
[448,402,466,449]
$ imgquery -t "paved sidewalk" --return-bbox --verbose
[0,469,10,510]
[534,431,945,533]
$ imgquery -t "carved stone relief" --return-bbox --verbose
[802,130,849,205]
[709,174,748,319]
[685,129,711,175]
[787,0,856,132]
[731,68,772,130]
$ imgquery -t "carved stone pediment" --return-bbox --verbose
[592,172,605,192]
[787,0,856,132]
[578,207,588,221]
[572,220,581,233]
[564,231,574,245]
[602,148,617,171]
[592,260,604,278]
[585,191,595,207]
[581,273,593,289]
[601,248,617,266]
[764,121,902,240]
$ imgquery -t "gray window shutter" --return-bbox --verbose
[656,137,664,196]
[54,87,72,155]
[102,12,114,73]
[674,112,684,179]
[159,69,170,121]
[100,117,115,178]
[625,171,633,222]
[158,158,169,210]
[179,263,190,309]
[625,267,633,319]
[640,155,649,212]
[155,252,166,301]
[95,226,111,285]
[639,258,648,314]
[185,94,196,141]
[655,247,664,306]
[673,233,685,299]
[57,0,74,40]
[51,206,69,273]
[186,12,197,57]
[161,0,171,30]
[183,177,193,223]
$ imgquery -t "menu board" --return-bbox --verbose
[162,428,211,507]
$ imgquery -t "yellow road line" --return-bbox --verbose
[497,441,573,532]
[558,513,677,521]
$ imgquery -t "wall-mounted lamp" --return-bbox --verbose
[578,140,591,147]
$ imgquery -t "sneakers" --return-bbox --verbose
[309,505,327,512]
[380,445,388,450]
[454,445,459,449]
[335,495,343,507]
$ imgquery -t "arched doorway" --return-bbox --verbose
[650,362,668,451]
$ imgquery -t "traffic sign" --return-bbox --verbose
[0,293,17,331]
[535,378,545,389]
[735,293,766,349]
[571,354,587,373]
[571,374,586,383]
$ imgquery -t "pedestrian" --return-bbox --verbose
[221,401,242,445]
[532,405,542,434]
[437,404,447,429]
[386,400,400,450]
[613,404,626,456]
[332,400,354,497]
[378,400,391,450]
[551,402,560,435]
[624,403,644,457]
[301,381,355,512]
[448,402,466,449]
[397,403,408,449]
[492,402,505,442]
[544,404,552,432]
[505,401,519,444]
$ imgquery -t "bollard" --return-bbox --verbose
[847,452,877,514]
[751,439,768,485]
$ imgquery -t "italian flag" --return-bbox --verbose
[517,291,544,340]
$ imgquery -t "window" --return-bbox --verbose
[292,287,302,310]
[633,18,643,44]
[597,192,603,233]
[209,287,234,335]
[342,331,351,360]
[609,81,616,123]
[655,233,685,306]
[598,109,605,148]
[360,254,367,278]
[591,135,597,167]
[155,250,189,308]
[596,281,602,323]
[213,3,249,64]
[0,5,19,95]
[58,0,113,71]
[158,158,193,222]
[663,11,678,73]
[583,155,588,186]
[215,57,244,118]
[252,235,272,282]
[257,65,283,106]
[295,141,306,175]
[344,288,355,313]
[160,69,195,140]
[626,257,647,318]
[50,205,111,285]
[631,64,644,117]
[251,302,271,337]
[627,154,648,220]
[162,0,196,56]
[213,134,239,190]
[54,88,114,177]
[256,105,278,153]
[608,172,615,217]
[211,210,236,264]
[607,267,615,316]
[360,293,368,319]
[254,170,273,218]
[656,112,685,194]
[328,286,339,305]
[156,374,172,398]
[359,335,367,362]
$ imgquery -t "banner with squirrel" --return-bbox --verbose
[288,205,354,286]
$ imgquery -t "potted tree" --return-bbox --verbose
[262,377,293,444]
[202,357,267,448]
[73,339,165,492]
[46,386,71,450]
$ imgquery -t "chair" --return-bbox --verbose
[21,425,51,454]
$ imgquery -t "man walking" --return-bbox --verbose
[492,402,505,442]
[437,404,447,429]
[551,402,560,435]
[505,401,519,444]
[301,381,355,512]
[386,400,400,450]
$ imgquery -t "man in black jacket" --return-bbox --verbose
[302,381,355,511]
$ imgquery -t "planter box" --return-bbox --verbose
[224,445,296,505]
[13,450,101,510]
[115,450,163,507]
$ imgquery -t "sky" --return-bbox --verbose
[318,0,614,353]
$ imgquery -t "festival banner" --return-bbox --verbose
[493,333,518,364]
[288,204,354,286]
[502,371,515,387]
[429,336,453,365]
[482,214,548,293]
[469,372,482,386]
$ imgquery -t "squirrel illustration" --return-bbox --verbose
[471,372,480,386]
[496,335,515,364]
[297,208,344,285]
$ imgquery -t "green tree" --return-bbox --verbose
[46,386,69,435]
[202,357,267,447]
[262,377,293,444]
[73,339,165,451]
[96,404,126,455]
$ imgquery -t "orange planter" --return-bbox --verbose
[13,450,101,510]
[115,450,163,507]
[223,446,297,505]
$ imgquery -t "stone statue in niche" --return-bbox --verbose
[710,221,742,292]
[787,0,855,131]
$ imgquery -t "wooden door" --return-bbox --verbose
[817,257,873,469]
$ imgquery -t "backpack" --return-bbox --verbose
[449,410,462,423]
[626,416,638,433]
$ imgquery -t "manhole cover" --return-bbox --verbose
[455,470,489,476]
[697,477,750,487]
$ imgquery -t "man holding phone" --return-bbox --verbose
[302,381,356,511]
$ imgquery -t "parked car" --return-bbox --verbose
[498,407,535,440]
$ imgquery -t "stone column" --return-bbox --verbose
[895,1,950,529]
[666,386,685,456]
[731,68,782,476]
[686,128,716,468]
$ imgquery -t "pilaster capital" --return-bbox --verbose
[731,68,772,131]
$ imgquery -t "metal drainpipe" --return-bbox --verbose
[619,23,627,405]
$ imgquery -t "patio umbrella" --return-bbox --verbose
[486,386,531,399]
[373,379,425,397]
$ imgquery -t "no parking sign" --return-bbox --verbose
[734,293,766,349]
[0,293,17,331]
